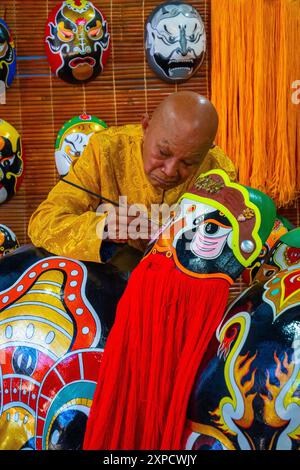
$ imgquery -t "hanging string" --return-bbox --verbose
[110,0,118,126]
[82,82,87,116]
[46,0,56,185]
[211,0,300,207]
[142,0,148,115]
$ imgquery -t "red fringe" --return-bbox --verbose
[83,254,229,450]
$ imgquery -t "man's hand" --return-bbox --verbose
[103,205,159,244]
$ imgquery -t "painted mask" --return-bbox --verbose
[0,245,127,449]
[253,228,300,285]
[0,119,24,204]
[183,228,300,450]
[55,113,107,175]
[45,0,110,84]
[145,170,276,283]
[242,217,293,285]
[0,224,19,257]
[145,1,206,83]
[0,18,16,88]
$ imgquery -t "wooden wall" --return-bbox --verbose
[0,0,211,244]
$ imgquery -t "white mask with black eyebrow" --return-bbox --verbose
[145,2,206,82]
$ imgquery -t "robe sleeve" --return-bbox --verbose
[28,133,107,263]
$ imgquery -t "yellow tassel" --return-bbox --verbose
[211,0,300,207]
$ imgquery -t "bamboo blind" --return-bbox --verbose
[0,0,298,301]
[0,0,211,245]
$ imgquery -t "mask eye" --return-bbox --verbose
[203,222,219,235]
[197,218,232,238]
[57,22,74,42]
[87,21,103,40]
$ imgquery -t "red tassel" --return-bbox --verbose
[83,253,229,450]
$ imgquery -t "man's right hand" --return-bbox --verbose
[103,206,159,244]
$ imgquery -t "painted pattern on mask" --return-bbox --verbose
[45,0,110,84]
[55,113,107,176]
[0,19,16,88]
[0,224,19,257]
[0,119,24,204]
[145,1,206,83]
[183,256,300,450]
[144,170,269,284]
[0,256,102,449]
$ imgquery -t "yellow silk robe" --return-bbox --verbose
[28,124,236,263]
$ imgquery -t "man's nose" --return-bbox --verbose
[162,160,180,178]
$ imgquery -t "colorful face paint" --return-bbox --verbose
[55,114,107,175]
[45,0,110,84]
[0,119,24,204]
[184,233,300,450]
[0,18,16,88]
[0,224,19,257]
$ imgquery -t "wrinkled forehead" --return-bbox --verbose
[155,13,203,34]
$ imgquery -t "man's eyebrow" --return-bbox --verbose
[159,139,170,146]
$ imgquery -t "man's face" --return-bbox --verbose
[142,119,210,190]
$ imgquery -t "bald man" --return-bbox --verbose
[28,92,236,270]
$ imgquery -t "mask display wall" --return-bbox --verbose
[55,113,107,176]
[145,1,206,83]
[0,18,16,88]
[45,0,110,84]
[0,245,127,450]
[0,224,19,257]
[0,119,24,204]
[184,228,300,450]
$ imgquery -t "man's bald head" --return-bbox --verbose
[142,92,219,190]
[150,91,218,145]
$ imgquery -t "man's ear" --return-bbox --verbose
[141,113,150,134]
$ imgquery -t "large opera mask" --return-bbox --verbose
[145,1,206,83]
[145,170,276,283]
[45,0,110,84]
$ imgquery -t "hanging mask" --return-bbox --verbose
[55,113,107,175]
[0,119,24,204]
[45,0,110,84]
[0,224,19,257]
[0,18,17,88]
[145,1,206,83]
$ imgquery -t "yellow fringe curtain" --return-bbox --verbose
[211,0,300,207]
